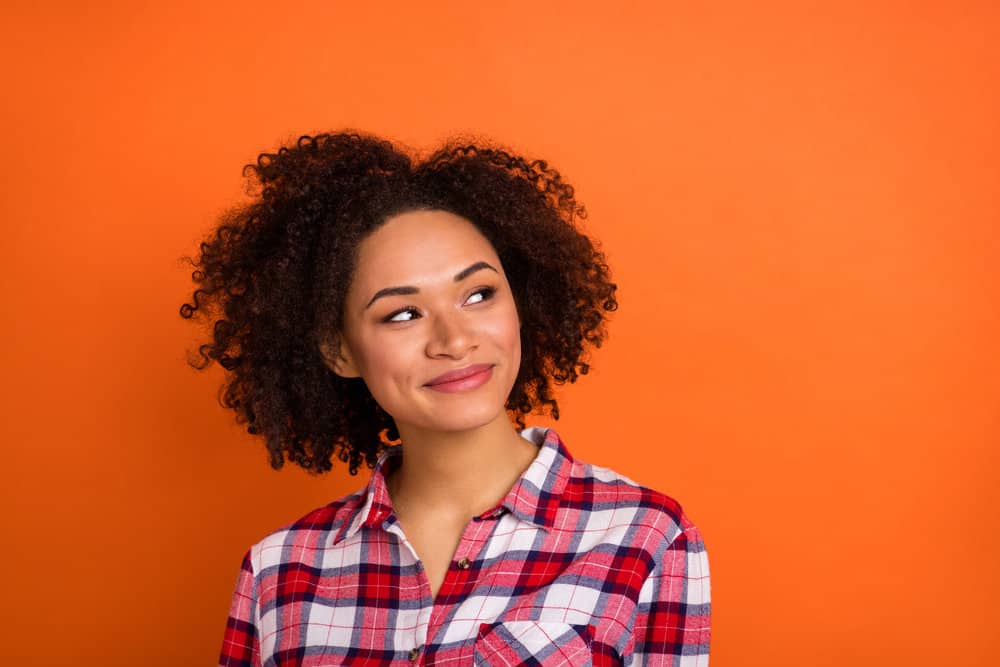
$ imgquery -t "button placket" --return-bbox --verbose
[423,517,490,650]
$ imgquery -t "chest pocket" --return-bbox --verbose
[473,621,594,666]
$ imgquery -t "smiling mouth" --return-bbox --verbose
[424,364,494,392]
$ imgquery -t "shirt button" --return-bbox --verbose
[457,557,471,569]
[409,647,420,661]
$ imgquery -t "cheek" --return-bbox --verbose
[354,335,409,382]
[493,302,522,361]
[351,342,417,416]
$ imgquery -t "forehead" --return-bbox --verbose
[350,209,502,291]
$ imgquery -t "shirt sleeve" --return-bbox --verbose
[218,547,261,667]
[628,520,712,666]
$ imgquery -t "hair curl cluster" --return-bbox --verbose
[180,131,617,475]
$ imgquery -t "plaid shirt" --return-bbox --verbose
[219,427,711,666]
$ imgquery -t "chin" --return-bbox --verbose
[409,401,509,435]
[431,412,503,433]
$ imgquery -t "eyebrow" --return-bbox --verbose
[364,261,499,309]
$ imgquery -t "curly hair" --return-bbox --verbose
[180,131,618,475]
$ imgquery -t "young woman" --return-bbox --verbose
[181,132,711,666]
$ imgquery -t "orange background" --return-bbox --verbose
[2,1,998,665]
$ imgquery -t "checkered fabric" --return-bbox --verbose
[219,427,711,666]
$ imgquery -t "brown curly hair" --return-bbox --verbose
[180,131,618,475]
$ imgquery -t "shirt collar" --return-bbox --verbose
[332,426,574,545]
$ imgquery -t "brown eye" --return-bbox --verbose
[465,286,496,305]
[384,307,419,323]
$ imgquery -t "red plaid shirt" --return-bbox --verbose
[219,427,711,666]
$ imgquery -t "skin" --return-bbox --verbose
[319,209,540,601]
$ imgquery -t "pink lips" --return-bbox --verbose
[424,363,494,393]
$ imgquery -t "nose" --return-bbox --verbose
[425,309,476,359]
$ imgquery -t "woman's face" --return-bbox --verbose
[324,209,522,437]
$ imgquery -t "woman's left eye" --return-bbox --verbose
[465,286,496,305]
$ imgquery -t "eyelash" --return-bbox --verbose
[382,286,497,323]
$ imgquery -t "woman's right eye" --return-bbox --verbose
[384,307,419,323]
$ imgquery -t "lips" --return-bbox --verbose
[425,363,494,387]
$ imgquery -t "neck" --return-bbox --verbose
[387,412,540,521]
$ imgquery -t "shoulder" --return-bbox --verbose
[562,456,701,557]
[243,485,367,574]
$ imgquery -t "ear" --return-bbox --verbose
[318,335,361,379]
